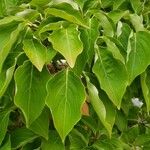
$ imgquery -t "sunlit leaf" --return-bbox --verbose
[46,69,86,142]
[49,25,83,68]
[23,38,47,72]
[93,47,128,108]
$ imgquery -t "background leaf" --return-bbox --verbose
[41,130,65,150]
[0,20,25,72]
[0,110,11,145]
[29,108,49,140]
[141,67,150,112]
[86,77,113,136]
[11,127,38,149]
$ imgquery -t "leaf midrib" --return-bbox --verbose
[63,69,69,139]
[27,65,33,126]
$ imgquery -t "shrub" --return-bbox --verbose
[0,0,150,149]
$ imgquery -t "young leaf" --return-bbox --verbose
[41,130,65,150]
[93,48,128,108]
[49,25,83,68]
[127,31,150,84]
[45,3,88,28]
[23,38,47,72]
[46,69,86,142]
[14,61,50,126]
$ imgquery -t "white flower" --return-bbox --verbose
[131,98,143,108]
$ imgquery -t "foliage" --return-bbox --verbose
[0,0,150,149]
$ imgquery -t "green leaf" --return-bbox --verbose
[103,36,125,63]
[46,47,57,64]
[16,9,39,22]
[45,3,89,28]
[0,0,20,16]
[108,10,129,24]
[92,137,130,150]
[126,31,150,84]
[141,67,150,112]
[30,0,51,6]
[46,69,86,142]
[93,48,128,108]
[86,17,99,63]
[41,130,65,150]
[113,0,126,10]
[38,21,66,35]
[0,1,6,17]
[29,108,49,140]
[94,11,115,37]
[69,128,88,150]
[134,134,150,146]
[14,61,50,126]
[72,48,87,76]
[115,110,127,131]
[86,77,112,136]
[82,116,98,134]
[23,38,47,72]
[121,125,139,144]
[130,0,143,14]
[0,21,25,72]
[0,52,22,98]
[101,0,113,8]
[11,127,38,149]
[49,25,83,68]
[0,136,11,150]
[0,16,23,26]
[0,110,11,145]
[118,23,132,52]
[99,90,116,136]
[129,14,145,32]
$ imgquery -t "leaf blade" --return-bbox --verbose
[46,69,86,142]
[14,61,50,126]
[93,48,128,108]
[23,38,47,72]
[49,25,83,68]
